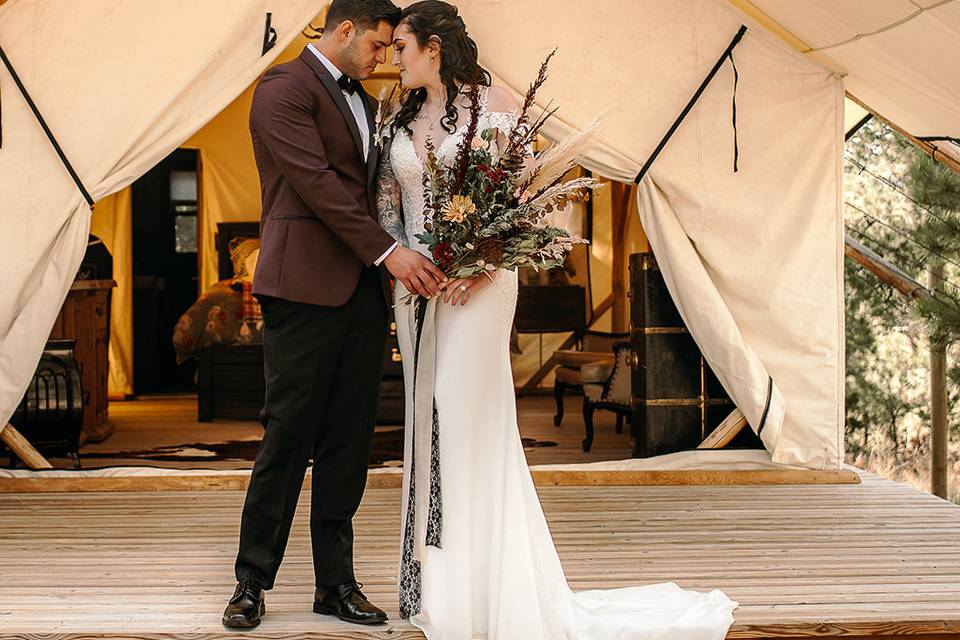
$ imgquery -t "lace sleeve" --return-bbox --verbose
[487,110,534,159]
[487,111,519,138]
[376,136,408,247]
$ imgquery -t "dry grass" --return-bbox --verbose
[846,435,960,503]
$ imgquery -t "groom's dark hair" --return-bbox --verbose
[324,0,402,33]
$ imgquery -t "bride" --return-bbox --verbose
[377,2,738,639]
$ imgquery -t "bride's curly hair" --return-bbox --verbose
[391,0,491,136]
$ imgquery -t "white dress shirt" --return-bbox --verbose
[307,44,397,266]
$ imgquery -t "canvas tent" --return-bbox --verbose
[1,0,958,471]
[0,0,323,408]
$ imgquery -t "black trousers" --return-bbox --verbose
[235,267,387,590]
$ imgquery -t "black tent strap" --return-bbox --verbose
[0,43,94,206]
[730,51,740,173]
[262,13,278,56]
[918,136,960,145]
[917,136,960,164]
[634,24,748,185]
[756,375,773,436]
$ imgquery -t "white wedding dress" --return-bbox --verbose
[377,88,737,640]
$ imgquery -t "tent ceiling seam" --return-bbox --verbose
[803,0,958,53]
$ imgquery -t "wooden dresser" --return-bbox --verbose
[49,279,115,442]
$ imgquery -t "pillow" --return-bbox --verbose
[243,248,260,281]
[229,237,260,280]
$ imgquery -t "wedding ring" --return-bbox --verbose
[459,284,467,292]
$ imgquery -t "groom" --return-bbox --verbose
[223,0,446,629]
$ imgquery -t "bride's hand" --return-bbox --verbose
[442,273,494,306]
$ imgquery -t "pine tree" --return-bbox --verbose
[907,152,960,345]
[844,119,960,496]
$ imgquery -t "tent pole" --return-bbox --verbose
[611,182,632,333]
[698,409,748,448]
[0,423,53,470]
[844,235,930,300]
[929,266,949,499]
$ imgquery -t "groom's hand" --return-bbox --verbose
[384,246,447,298]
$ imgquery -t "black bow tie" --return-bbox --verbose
[337,74,360,95]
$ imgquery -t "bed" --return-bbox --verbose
[182,221,404,424]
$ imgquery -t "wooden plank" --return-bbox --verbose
[0,467,860,493]
[699,408,749,448]
[68,279,117,291]
[530,469,860,486]
[553,350,616,366]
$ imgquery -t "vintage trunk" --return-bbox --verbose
[628,252,761,457]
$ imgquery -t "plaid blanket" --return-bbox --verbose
[239,280,262,325]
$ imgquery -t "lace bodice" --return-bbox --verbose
[377,88,520,257]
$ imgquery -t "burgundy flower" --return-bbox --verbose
[432,242,455,271]
[484,167,505,183]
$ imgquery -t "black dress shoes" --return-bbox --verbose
[222,580,266,629]
[313,582,388,624]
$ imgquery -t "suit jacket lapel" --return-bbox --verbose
[362,91,379,186]
[299,49,366,163]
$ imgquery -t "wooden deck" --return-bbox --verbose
[1,469,959,639]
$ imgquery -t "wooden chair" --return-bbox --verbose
[552,330,628,426]
[581,342,632,452]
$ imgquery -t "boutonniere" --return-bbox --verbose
[374,83,400,148]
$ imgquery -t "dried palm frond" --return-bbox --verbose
[503,49,557,160]
[519,119,599,196]
[527,176,601,212]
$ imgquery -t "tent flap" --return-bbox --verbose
[464,0,845,469]
[0,0,324,427]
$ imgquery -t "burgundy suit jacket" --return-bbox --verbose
[249,48,394,307]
